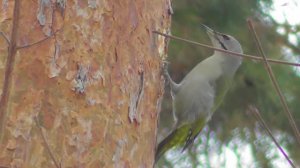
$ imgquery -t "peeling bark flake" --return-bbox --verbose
[70,65,104,95]
[167,0,174,14]
[128,72,144,123]
[49,43,64,78]
[37,0,50,26]
[68,117,92,155]
[155,28,171,60]
[129,143,138,159]
[129,0,138,31]
[112,138,128,163]
[56,0,66,16]
[86,97,97,105]
[8,112,36,140]
[92,69,105,84]
[103,119,109,138]
[88,0,98,9]
[72,65,89,93]
[155,96,163,118]
[2,0,8,9]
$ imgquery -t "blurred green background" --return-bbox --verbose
[157,0,300,167]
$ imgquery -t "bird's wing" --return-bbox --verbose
[174,77,213,126]
[156,97,208,162]
[155,117,206,162]
[181,116,206,151]
[210,74,233,113]
[182,75,234,150]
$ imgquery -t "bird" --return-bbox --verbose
[155,24,243,162]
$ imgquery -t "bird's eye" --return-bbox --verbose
[222,34,230,40]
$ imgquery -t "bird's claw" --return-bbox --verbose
[162,61,170,76]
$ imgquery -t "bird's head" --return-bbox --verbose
[201,24,243,54]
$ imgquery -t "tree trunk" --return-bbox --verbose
[0,0,171,167]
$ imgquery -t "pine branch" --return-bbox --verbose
[0,31,10,45]
[34,117,61,168]
[247,19,300,147]
[247,105,296,168]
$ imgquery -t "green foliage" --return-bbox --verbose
[158,0,300,167]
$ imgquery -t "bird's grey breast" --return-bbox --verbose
[174,76,215,126]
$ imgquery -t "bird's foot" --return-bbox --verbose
[162,61,170,79]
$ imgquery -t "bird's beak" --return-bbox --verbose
[200,24,218,40]
[200,24,213,32]
[200,24,223,43]
[200,24,215,35]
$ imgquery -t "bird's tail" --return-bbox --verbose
[155,125,190,162]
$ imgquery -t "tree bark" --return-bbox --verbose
[0,0,171,167]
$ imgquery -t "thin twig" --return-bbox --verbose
[247,19,300,146]
[0,32,10,44]
[152,31,300,67]
[0,165,9,168]
[247,105,296,168]
[0,0,20,143]
[34,117,61,168]
[17,28,62,49]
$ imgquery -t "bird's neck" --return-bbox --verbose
[213,52,242,75]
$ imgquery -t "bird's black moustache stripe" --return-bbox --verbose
[213,32,228,50]
[217,38,228,50]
